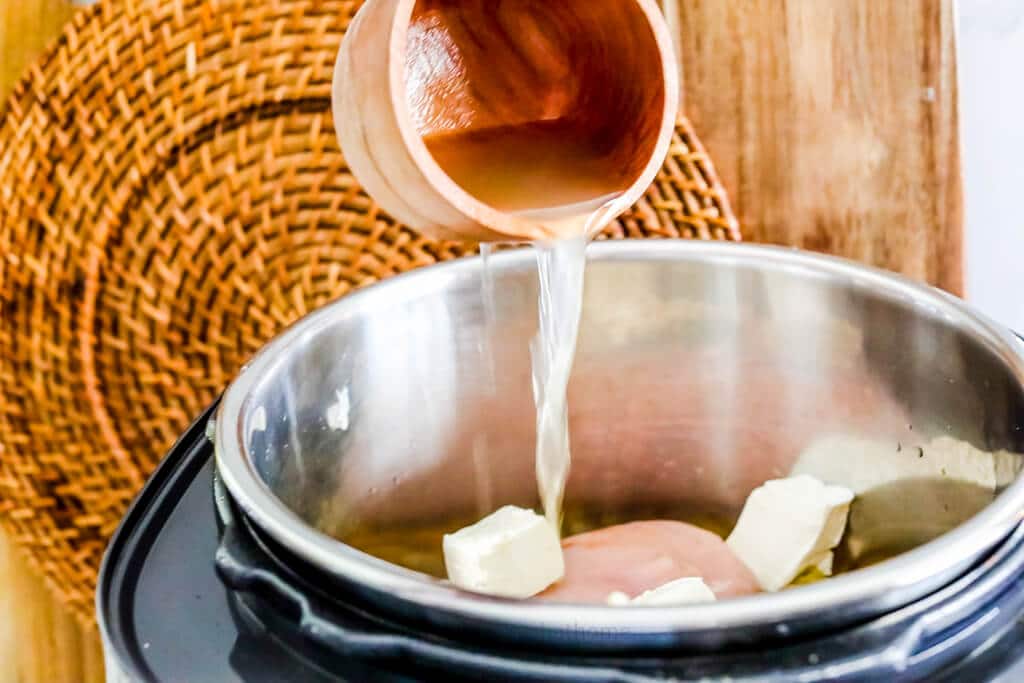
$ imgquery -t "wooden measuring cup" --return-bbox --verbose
[333,0,680,242]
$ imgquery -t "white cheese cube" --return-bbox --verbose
[811,551,833,576]
[791,435,1022,562]
[994,449,1023,489]
[605,578,716,606]
[606,591,631,606]
[443,506,564,599]
[631,577,717,606]
[792,435,1022,494]
[726,475,853,591]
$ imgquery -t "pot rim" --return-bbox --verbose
[214,240,1024,639]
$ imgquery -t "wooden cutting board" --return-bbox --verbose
[664,0,963,294]
[0,2,964,682]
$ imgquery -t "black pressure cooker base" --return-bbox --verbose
[99,403,1024,682]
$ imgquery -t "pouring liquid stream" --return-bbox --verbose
[423,127,622,532]
[497,220,615,531]
[479,234,612,531]
[427,124,627,532]
[530,230,588,530]
[425,125,625,531]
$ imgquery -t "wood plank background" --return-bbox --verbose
[0,1,963,682]
[0,534,104,683]
[667,0,963,294]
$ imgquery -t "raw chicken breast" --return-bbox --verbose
[537,520,758,603]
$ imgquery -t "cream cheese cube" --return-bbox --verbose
[790,435,1022,562]
[726,475,853,591]
[606,591,631,606]
[631,577,717,606]
[605,577,716,606]
[811,551,834,575]
[791,435,1022,494]
[443,506,564,598]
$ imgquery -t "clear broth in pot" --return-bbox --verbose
[339,501,905,586]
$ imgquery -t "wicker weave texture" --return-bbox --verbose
[0,0,740,624]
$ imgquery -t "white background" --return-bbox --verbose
[959,0,1024,331]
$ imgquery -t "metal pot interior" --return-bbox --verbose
[216,241,1024,646]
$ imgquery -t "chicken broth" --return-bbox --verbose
[423,119,629,224]
[340,503,905,583]
[341,502,738,579]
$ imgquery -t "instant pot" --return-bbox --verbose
[99,242,1024,681]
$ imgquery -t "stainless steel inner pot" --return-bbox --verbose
[215,241,1024,649]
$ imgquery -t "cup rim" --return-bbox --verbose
[385,0,681,241]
